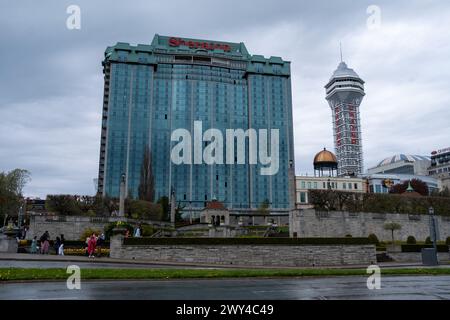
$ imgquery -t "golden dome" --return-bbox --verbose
[313,148,337,164]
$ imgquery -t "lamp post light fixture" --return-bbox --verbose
[428,206,437,252]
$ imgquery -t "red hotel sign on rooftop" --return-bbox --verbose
[168,37,231,52]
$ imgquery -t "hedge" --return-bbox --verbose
[309,190,450,215]
[401,244,449,253]
[123,237,376,246]
[18,240,110,248]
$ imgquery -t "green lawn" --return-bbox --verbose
[1,267,450,281]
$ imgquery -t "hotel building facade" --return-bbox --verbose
[97,35,295,210]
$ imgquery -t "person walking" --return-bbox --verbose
[30,236,38,254]
[54,236,61,255]
[59,234,65,256]
[96,233,105,257]
[85,235,90,256]
[87,233,97,258]
[40,231,50,254]
[134,225,141,238]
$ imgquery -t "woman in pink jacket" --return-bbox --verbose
[87,233,97,258]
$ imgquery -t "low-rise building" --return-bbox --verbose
[295,148,367,208]
[428,147,450,190]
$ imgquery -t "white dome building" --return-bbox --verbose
[367,154,430,176]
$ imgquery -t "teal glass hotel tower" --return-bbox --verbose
[97,35,295,211]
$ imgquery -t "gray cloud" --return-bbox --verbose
[0,0,449,197]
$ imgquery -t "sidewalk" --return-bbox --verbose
[1,252,448,270]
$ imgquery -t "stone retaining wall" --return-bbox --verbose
[27,215,172,240]
[110,235,376,267]
[388,252,450,263]
[290,209,450,241]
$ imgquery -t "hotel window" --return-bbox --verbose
[348,183,352,189]
[323,182,326,189]
[301,181,306,188]
[307,182,311,189]
[314,182,318,189]
[300,192,306,203]
[343,183,347,190]
[375,185,382,193]
[354,183,358,190]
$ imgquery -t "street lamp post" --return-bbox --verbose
[429,206,437,253]
[428,207,439,264]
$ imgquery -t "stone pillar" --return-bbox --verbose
[0,230,19,253]
[119,174,126,217]
[109,228,125,259]
[0,238,18,253]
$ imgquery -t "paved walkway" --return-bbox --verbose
[1,252,449,269]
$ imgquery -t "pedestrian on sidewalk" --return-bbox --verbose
[59,234,65,256]
[40,231,50,254]
[54,236,61,255]
[87,233,97,258]
[96,233,105,257]
[30,236,38,254]
[134,224,141,238]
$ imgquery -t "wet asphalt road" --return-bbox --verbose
[1,276,450,300]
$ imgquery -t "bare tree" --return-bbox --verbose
[138,146,155,202]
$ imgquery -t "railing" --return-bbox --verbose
[150,230,163,238]
[315,211,330,219]
[408,214,421,221]
[372,213,386,220]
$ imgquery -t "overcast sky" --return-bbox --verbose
[1,0,449,198]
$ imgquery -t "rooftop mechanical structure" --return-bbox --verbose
[325,61,365,176]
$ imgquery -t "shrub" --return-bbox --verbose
[104,222,134,240]
[345,234,352,238]
[406,236,417,244]
[80,228,102,241]
[446,237,450,245]
[85,209,96,217]
[425,236,432,244]
[309,190,450,215]
[141,224,155,237]
[368,234,379,245]
[401,244,449,253]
